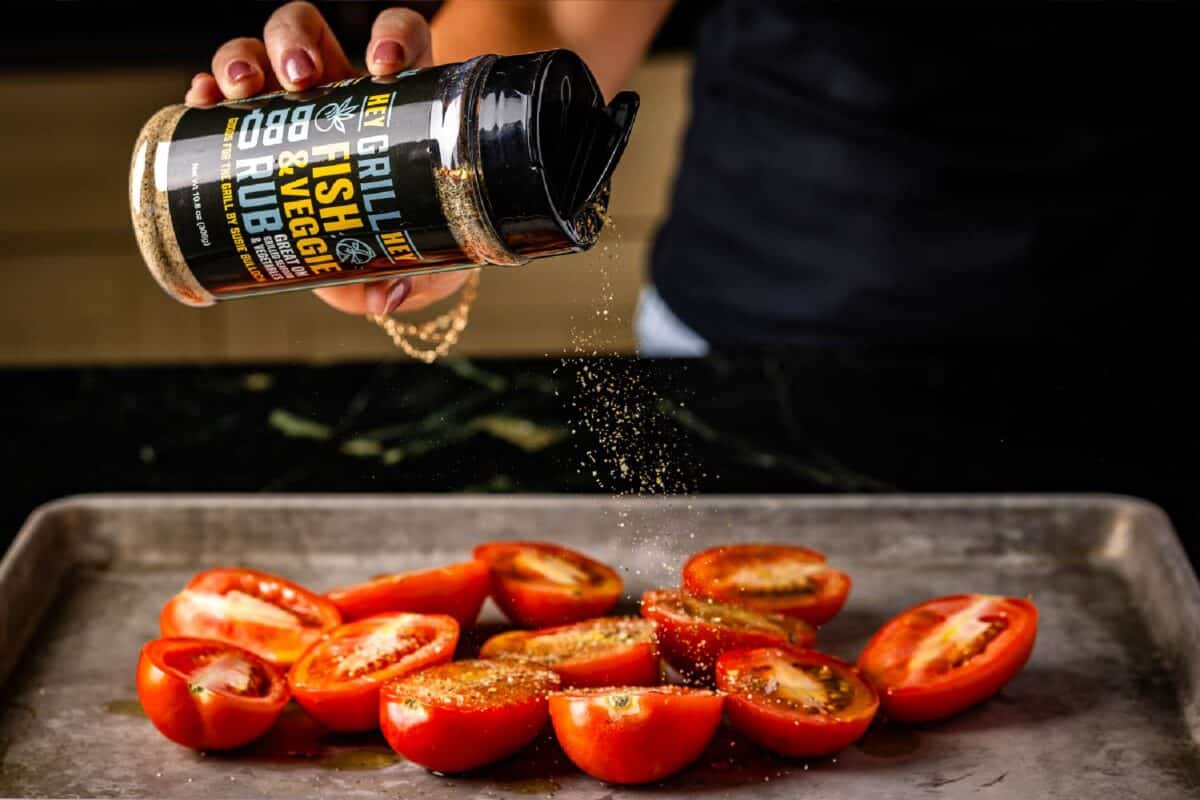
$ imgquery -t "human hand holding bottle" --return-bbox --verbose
[184,1,469,316]
[186,0,672,316]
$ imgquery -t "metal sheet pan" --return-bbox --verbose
[1,494,1199,798]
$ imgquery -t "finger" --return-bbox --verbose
[364,278,413,316]
[312,279,411,316]
[184,72,223,107]
[366,7,434,76]
[385,271,474,313]
[313,284,371,315]
[312,270,474,316]
[263,1,355,91]
[211,37,276,99]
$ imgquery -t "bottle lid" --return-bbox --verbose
[475,50,639,258]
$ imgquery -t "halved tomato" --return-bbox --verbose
[480,617,659,687]
[548,686,724,784]
[474,541,622,628]
[716,647,878,757]
[288,612,458,732]
[380,659,561,773]
[857,594,1038,723]
[160,568,341,667]
[136,637,290,750]
[682,544,851,626]
[640,589,815,683]
[325,560,490,627]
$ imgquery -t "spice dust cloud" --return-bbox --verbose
[557,214,712,564]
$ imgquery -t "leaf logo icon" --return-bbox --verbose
[316,98,359,133]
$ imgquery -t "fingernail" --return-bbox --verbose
[189,73,206,88]
[372,40,405,66]
[226,59,254,83]
[383,279,413,314]
[283,49,316,84]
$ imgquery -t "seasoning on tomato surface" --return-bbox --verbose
[640,588,816,682]
[480,616,659,687]
[380,659,561,773]
[716,647,878,757]
[288,612,459,732]
[683,543,852,626]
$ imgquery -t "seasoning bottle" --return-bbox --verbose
[130,50,639,307]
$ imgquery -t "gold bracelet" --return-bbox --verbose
[367,270,481,363]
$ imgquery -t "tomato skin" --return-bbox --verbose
[480,617,660,688]
[549,686,724,784]
[379,659,561,773]
[136,637,289,751]
[682,544,851,626]
[325,560,490,627]
[287,613,459,732]
[716,648,878,757]
[474,541,622,628]
[640,589,815,683]
[857,594,1038,723]
[160,568,341,667]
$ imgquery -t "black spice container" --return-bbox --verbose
[130,50,639,306]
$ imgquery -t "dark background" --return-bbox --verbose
[6,347,1200,562]
[0,1,714,67]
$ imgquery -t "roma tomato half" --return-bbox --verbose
[548,686,724,785]
[716,647,878,757]
[325,560,490,627]
[480,616,659,687]
[380,659,561,773]
[160,567,341,667]
[288,612,459,732]
[683,544,851,626]
[640,589,815,683]
[474,541,622,628]
[136,637,290,751]
[857,594,1038,723]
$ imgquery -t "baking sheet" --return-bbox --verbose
[1,494,1198,799]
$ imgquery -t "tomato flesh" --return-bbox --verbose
[325,560,490,627]
[474,541,622,628]
[549,686,724,784]
[717,647,878,756]
[380,659,561,773]
[857,594,1038,723]
[288,612,458,732]
[640,588,815,683]
[480,617,659,687]
[683,544,851,626]
[136,637,289,751]
[160,568,341,667]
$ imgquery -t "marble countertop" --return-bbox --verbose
[4,353,1197,564]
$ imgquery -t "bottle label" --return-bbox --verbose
[166,71,465,297]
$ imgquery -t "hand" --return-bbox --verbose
[184,1,476,316]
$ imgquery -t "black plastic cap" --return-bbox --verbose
[475,50,640,258]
